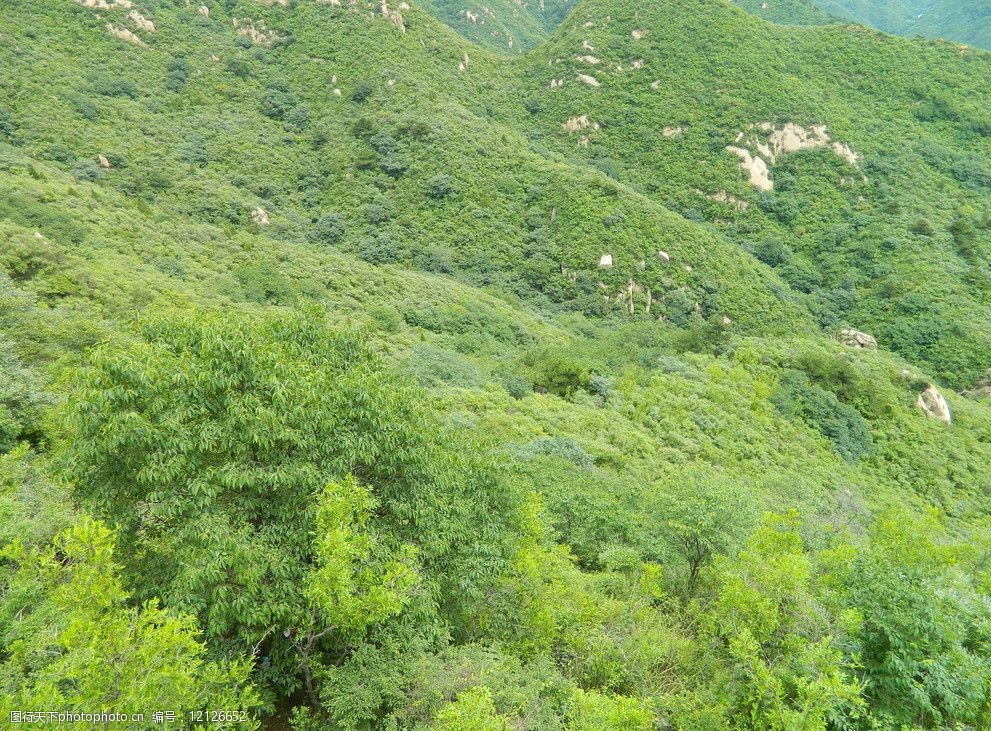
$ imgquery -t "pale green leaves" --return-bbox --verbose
[307,475,418,636]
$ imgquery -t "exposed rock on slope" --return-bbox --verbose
[727,123,860,190]
[106,23,145,45]
[838,329,877,349]
[917,385,952,424]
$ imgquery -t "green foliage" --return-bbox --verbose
[565,689,653,731]
[308,476,417,635]
[428,687,511,730]
[844,511,991,728]
[166,55,192,92]
[650,466,757,595]
[810,0,991,50]
[525,347,591,398]
[261,83,300,120]
[178,132,210,166]
[772,369,872,462]
[427,173,455,199]
[311,211,346,245]
[0,109,15,141]
[58,311,516,702]
[0,338,46,451]
[0,518,260,725]
[700,513,863,730]
[351,80,374,103]
[2,0,991,725]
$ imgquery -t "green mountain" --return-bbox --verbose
[2,0,991,728]
[733,0,837,25]
[739,0,991,50]
[815,0,991,48]
[417,0,578,52]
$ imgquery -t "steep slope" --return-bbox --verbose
[417,0,577,52]
[733,0,836,24]
[512,0,991,389]
[0,0,813,335]
[814,0,991,50]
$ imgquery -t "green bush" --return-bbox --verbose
[166,56,191,91]
[772,369,872,462]
[427,174,455,199]
[261,85,299,120]
[0,110,14,141]
[351,80,374,102]
[312,212,346,245]
[178,133,209,165]
[525,347,590,398]
[72,160,105,182]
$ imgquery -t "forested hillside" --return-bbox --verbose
[2,0,991,728]
[737,0,991,50]
[733,0,836,25]
[417,0,577,52]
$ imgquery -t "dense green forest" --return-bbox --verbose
[2,0,991,728]
[812,0,991,49]
[735,0,991,50]
[733,0,837,25]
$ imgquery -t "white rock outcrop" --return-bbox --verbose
[562,115,598,133]
[598,253,613,268]
[727,123,861,191]
[106,23,145,45]
[838,329,877,349]
[725,146,772,192]
[127,10,155,32]
[917,385,951,424]
[77,0,134,8]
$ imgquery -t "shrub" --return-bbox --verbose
[516,436,595,468]
[0,338,46,451]
[166,56,191,91]
[367,304,404,333]
[178,133,209,165]
[772,369,871,462]
[351,80,374,102]
[0,110,14,141]
[525,348,590,398]
[46,145,76,164]
[225,58,251,79]
[260,85,299,120]
[363,199,391,224]
[427,174,454,199]
[404,345,485,388]
[369,133,397,154]
[381,155,408,178]
[88,74,137,99]
[67,94,100,121]
[663,288,698,327]
[356,232,400,264]
[286,103,311,131]
[753,238,793,267]
[312,212,346,245]
[233,260,294,304]
[72,160,105,182]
